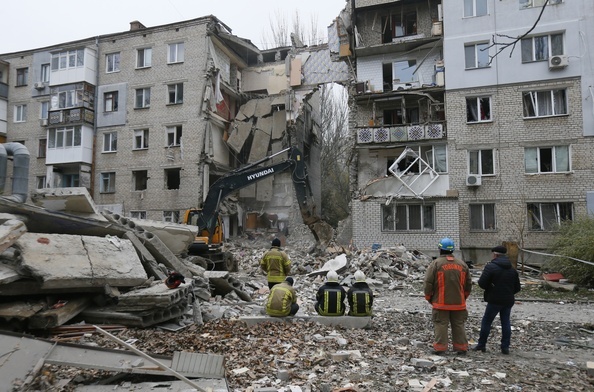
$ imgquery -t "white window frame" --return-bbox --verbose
[464,0,488,17]
[469,149,495,176]
[103,131,118,153]
[106,52,121,73]
[382,203,435,232]
[14,104,27,122]
[136,47,152,68]
[395,145,447,174]
[167,83,184,104]
[528,202,572,231]
[168,42,185,64]
[51,49,84,71]
[37,176,47,189]
[135,88,151,108]
[100,172,116,193]
[130,211,147,219]
[523,89,567,118]
[470,203,496,231]
[466,96,492,122]
[464,42,490,69]
[40,101,49,119]
[163,210,180,223]
[166,125,183,147]
[41,63,50,83]
[134,129,149,150]
[16,68,28,86]
[48,127,81,149]
[104,91,118,112]
[524,145,570,174]
[521,33,564,62]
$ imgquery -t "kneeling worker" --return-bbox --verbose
[347,270,374,316]
[266,277,299,317]
[314,270,346,316]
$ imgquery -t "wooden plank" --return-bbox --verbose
[0,219,27,253]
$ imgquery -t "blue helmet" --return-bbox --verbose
[438,237,455,251]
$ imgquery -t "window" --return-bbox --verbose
[36,176,47,189]
[104,91,118,112]
[382,203,435,231]
[14,105,27,122]
[520,0,562,10]
[469,149,495,175]
[100,172,116,193]
[48,127,81,149]
[167,125,183,146]
[135,88,151,108]
[528,202,572,231]
[16,68,28,86]
[103,132,117,152]
[466,96,491,122]
[523,89,567,117]
[137,48,152,68]
[167,83,184,104]
[38,139,47,158]
[464,0,488,17]
[57,90,77,109]
[41,64,50,83]
[40,101,49,119]
[470,204,496,230]
[521,33,563,62]
[525,146,570,173]
[134,129,149,150]
[168,42,185,63]
[465,43,490,69]
[381,12,417,42]
[130,211,147,219]
[163,210,180,223]
[106,53,120,73]
[62,174,79,187]
[51,49,84,70]
[133,170,148,191]
[165,168,181,189]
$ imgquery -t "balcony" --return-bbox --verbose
[356,123,446,145]
[48,108,94,126]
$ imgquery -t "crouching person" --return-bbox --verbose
[347,270,373,317]
[314,270,346,316]
[266,277,299,317]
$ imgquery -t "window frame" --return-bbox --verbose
[40,101,49,120]
[133,129,149,150]
[464,0,488,17]
[135,87,151,109]
[132,170,148,191]
[464,42,490,69]
[167,83,184,105]
[524,145,570,174]
[106,52,121,73]
[168,42,185,64]
[520,0,563,10]
[522,89,567,118]
[136,47,152,68]
[104,91,119,112]
[470,203,496,231]
[166,125,183,147]
[381,203,435,232]
[16,68,28,86]
[14,104,27,122]
[100,172,116,193]
[38,138,47,158]
[103,131,118,153]
[163,210,180,223]
[521,33,564,63]
[51,49,84,71]
[130,211,147,219]
[164,167,181,190]
[527,202,573,231]
[468,149,495,176]
[37,176,47,189]
[41,63,50,83]
[48,127,82,149]
[466,96,492,123]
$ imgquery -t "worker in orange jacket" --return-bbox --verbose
[424,238,472,355]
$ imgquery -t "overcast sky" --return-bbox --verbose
[1,0,347,54]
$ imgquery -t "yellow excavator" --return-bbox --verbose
[182,146,333,271]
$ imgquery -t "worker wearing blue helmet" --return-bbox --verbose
[424,237,472,355]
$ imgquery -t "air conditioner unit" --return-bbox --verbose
[466,175,482,186]
[549,55,568,69]
[34,82,45,90]
[40,119,48,126]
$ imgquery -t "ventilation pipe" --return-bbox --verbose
[0,142,30,203]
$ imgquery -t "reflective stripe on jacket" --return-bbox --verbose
[347,282,373,316]
[316,282,346,316]
[260,247,291,283]
[424,255,471,311]
[266,282,297,317]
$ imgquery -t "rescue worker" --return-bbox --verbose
[424,238,472,355]
[347,270,374,317]
[260,238,291,289]
[265,277,299,317]
[314,270,346,316]
[474,245,521,355]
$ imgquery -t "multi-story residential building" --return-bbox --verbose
[0,60,8,140]
[0,16,340,239]
[346,0,594,262]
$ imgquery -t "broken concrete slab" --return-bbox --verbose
[308,254,348,277]
[115,281,192,311]
[28,297,92,329]
[0,262,20,284]
[15,233,148,289]
[29,187,106,219]
[0,219,27,254]
[80,300,188,328]
[123,231,166,280]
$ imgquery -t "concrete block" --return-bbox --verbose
[411,358,433,367]
[331,351,351,362]
[277,369,290,381]
[311,315,372,329]
[587,361,594,377]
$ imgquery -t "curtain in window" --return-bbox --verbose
[552,90,567,115]
[479,97,491,120]
[523,92,536,117]
[525,148,538,173]
[555,146,569,172]
[534,36,548,61]
[477,43,489,68]
[537,91,552,116]
[467,98,478,122]
[470,204,483,229]
[434,145,447,173]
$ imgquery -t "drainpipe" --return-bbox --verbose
[1,142,30,203]
[0,144,6,193]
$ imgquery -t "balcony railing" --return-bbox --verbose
[48,108,94,126]
[356,123,446,144]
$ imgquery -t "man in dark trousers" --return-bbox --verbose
[474,245,521,355]
[266,277,299,317]
[347,270,374,316]
[314,270,346,316]
[424,238,472,355]
[260,238,291,289]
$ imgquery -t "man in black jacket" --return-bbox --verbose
[314,270,346,316]
[474,245,521,354]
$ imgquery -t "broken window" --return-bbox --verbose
[134,129,149,150]
[100,172,116,193]
[132,170,148,191]
[469,149,495,175]
[524,146,570,173]
[466,96,491,122]
[388,145,447,175]
[165,168,181,190]
[470,203,496,230]
[167,83,183,104]
[528,202,572,231]
[163,210,180,223]
[167,125,182,147]
[382,203,434,231]
[523,89,567,117]
[521,33,563,62]
[381,11,417,43]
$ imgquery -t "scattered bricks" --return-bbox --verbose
[277,369,290,381]
[411,340,427,348]
[408,379,424,392]
[396,337,410,345]
[411,358,434,368]
[587,361,594,377]
[331,351,351,362]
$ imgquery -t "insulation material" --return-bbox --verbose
[272,110,286,140]
[226,121,253,153]
[255,175,274,202]
[248,128,271,163]
[290,58,302,87]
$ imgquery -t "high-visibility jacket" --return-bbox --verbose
[266,282,297,317]
[260,247,291,283]
[347,282,373,316]
[424,254,471,311]
[315,282,346,316]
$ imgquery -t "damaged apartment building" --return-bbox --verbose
[0,16,348,239]
[346,0,594,261]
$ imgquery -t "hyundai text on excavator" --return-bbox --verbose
[182,146,333,271]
